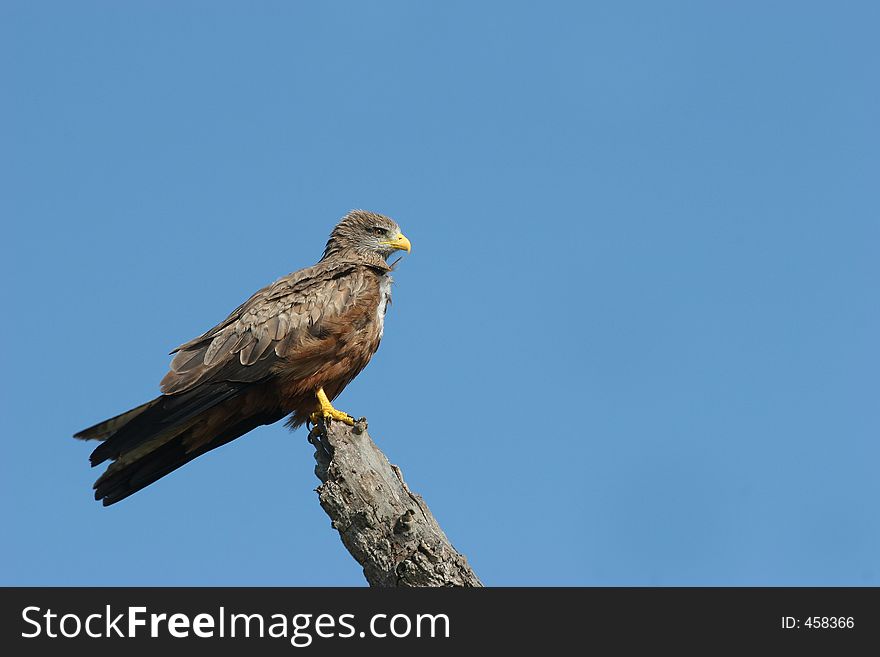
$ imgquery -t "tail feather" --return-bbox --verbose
[74,382,284,505]
[93,409,285,506]
[84,383,244,467]
[74,400,158,442]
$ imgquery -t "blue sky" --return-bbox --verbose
[1,1,877,585]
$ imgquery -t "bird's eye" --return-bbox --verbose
[370,226,386,235]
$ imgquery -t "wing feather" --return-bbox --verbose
[202,331,239,367]
[237,337,258,366]
[160,261,372,394]
[274,313,289,339]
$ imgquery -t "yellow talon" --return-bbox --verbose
[309,387,355,426]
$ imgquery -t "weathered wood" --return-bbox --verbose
[309,418,482,587]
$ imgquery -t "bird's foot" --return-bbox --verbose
[309,408,356,427]
[310,387,356,427]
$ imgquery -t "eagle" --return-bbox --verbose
[74,210,411,506]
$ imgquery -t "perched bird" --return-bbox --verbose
[75,210,411,506]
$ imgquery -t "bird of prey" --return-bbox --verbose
[75,210,411,506]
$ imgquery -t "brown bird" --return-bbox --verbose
[75,210,411,506]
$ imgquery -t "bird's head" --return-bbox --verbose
[322,210,412,263]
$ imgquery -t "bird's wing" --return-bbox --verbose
[160,260,371,394]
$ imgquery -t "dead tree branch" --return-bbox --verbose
[309,418,482,587]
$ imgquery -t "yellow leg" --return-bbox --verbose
[309,387,355,426]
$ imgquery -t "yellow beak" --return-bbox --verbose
[382,232,412,253]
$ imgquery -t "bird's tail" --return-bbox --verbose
[74,383,284,506]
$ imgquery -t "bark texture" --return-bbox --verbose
[309,418,482,587]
